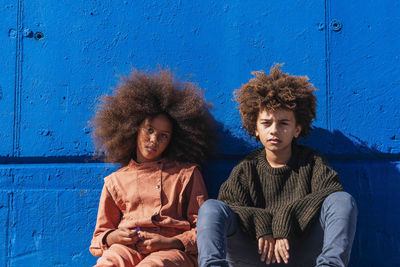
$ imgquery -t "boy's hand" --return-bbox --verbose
[106,227,139,246]
[274,238,290,264]
[258,235,276,264]
[136,232,184,255]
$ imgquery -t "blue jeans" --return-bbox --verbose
[197,192,357,267]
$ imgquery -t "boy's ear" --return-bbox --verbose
[294,124,302,138]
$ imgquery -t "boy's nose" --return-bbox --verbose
[270,123,278,134]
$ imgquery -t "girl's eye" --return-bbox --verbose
[147,128,154,134]
[280,122,288,125]
[160,134,168,140]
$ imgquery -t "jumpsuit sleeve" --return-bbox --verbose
[218,163,273,240]
[272,155,343,240]
[174,167,208,255]
[89,183,121,257]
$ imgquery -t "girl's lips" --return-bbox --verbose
[145,146,157,152]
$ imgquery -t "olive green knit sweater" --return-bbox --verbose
[218,145,343,241]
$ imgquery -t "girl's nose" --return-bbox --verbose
[149,133,157,143]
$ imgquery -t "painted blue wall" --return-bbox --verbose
[0,1,399,266]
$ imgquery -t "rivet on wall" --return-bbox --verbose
[34,32,44,40]
[8,28,17,38]
[23,28,33,38]
[330,19,342,32]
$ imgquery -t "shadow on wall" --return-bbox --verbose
[203,124,400,267]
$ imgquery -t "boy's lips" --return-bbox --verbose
[268,138,281,144]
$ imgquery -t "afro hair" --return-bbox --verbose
[91,68,215,165]
[234,64,317,141]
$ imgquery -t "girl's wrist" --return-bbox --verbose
[103,229,116,247]
[168,237,184,251]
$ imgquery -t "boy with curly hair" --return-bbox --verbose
[89,68,215,266]
[197,64,357,267]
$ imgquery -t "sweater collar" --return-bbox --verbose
[256,146,298,175]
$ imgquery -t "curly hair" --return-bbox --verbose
[234,64,317,141]
[91,68,215,166]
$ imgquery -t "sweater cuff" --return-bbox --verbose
[272,212,294,239]
[272,228,292,239]
[254,212,273,239]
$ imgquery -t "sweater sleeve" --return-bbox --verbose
[174,167,208,254]
[89,183,121,257]
[218,163,273,240]
[272,155,343,239]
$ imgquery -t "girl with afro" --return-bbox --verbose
[89,68,215,267]
[197,64,357,267]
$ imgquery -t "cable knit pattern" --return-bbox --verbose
[218,145,343,241]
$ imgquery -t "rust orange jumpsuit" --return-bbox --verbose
[89,158,208,267]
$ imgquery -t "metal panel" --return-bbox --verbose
[329,0,400,154]
[18,1,120,157]
[0,1,17,156]
[15,0,327,156]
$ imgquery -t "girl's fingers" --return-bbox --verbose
[119,231,130,237]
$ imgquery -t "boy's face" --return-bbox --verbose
[255,109,301,155]
[136,114,172,163]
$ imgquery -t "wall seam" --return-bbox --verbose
[6,192,14,267]
[13,0,24,157]
[324,0,332,130]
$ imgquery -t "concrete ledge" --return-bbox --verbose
[0,161,399,266]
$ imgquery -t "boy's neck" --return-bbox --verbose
[265,148,292,168]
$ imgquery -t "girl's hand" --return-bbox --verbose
[136,232,184,255]
[274,238,290,264]
[258,235,276,264]
[106,228,139,247]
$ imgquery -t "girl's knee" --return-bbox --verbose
[95,244,141,267]
[137,249,195,267]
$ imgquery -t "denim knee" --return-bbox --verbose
[199,199,230,220]
[321,191,358,220]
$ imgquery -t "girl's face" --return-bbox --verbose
[136,114,173,163]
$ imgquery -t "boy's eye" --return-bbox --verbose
[280,122,288,125]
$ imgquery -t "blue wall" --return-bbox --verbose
[1,1,399,266]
